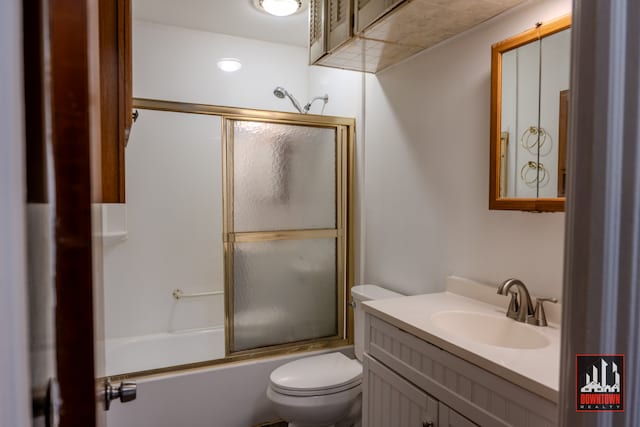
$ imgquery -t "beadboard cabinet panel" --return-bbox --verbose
[363,314,557,427]
[364,355,438,427]
[438,403,477,427]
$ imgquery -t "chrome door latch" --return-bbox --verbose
[32,378,61,427]
[103,380,137,411]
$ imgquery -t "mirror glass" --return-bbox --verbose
[490,16,571,211]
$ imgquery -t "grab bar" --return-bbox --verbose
[172,288,224,300]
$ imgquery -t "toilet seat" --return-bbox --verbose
[269,352,362,397]
[270,377,361,397]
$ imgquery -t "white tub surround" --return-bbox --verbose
[105,327,225,376]
[362,276,561,403]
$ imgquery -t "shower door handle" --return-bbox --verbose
[103,380,137,410]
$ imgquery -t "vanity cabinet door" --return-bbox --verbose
[438,403,478,427]
[363,355,438,427]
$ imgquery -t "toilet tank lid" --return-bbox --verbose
[351,284,403,302]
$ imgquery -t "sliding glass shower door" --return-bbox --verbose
[225,119,347,354]
[99,98,353,378]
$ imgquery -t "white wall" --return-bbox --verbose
[363,0,572,299]
[133,20,309,111]
[0,0,31,425]
[308,65,365,283]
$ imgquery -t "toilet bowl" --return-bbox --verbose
[267,352,362,427]
[266,285,403,427]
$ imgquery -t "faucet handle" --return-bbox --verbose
[529,297,558,326]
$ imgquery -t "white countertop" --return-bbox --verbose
[363,291,561,403]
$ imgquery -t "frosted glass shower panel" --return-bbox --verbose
[232,121,336,231]
[233,238,337,351]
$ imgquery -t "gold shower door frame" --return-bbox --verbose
[223,117,351,356]
[119,98,355,379]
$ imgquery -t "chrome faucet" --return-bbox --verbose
[497,278,558,326]
[497,278,534,323]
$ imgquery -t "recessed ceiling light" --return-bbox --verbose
[255,0,302,17]
[216,58,242,72]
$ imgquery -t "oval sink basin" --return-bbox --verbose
[430,311,550,350]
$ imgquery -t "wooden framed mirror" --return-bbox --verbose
[489,15,571,212]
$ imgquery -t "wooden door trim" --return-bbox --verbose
[48,0,99,424]
[99,0,131,202]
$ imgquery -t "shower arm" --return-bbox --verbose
[284,92,304,114]
[303,94,329,114]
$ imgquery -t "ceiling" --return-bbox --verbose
[132,0,309,47]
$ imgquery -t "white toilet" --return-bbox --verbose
[266,285,403,427]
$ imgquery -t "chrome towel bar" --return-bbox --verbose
[172,288,224,300]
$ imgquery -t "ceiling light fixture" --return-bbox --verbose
[256,0,302,17]
[216,58,242,72]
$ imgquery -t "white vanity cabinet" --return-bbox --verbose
[438,404,478,427]
[364,355,475,427]
[362,314,558,427]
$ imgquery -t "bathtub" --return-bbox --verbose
[106,345,354,427]
[105,326,225,376]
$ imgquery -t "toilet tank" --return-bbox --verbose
[351,285,403,361]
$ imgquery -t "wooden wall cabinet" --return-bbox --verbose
[355,0,402,33]
[309,0,327,64]
[99,0,132,203]
[310,0,354,62]
[327,0,354,51]
[311,0,525,74]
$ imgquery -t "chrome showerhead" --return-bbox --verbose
[273,86,329,114]
[273,86,303,113]
[273,86,286,99]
